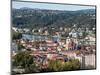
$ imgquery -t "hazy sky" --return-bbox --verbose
[12,1,95,11]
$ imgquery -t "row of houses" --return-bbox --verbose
[11,33,96,54]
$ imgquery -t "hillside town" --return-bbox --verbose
[12,24,96,73]
[12,1,96,74]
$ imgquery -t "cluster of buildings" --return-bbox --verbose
[12,25,96,37]
[12,25,96,71]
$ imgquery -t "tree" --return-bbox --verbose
[47,59,80,72]
[13,51,40,73]
[70,59,80,70]
[17,43,25,50]
[12,32,22,40]
[25,64,40,73]
[48,60,63,72]
[13,51,33,68]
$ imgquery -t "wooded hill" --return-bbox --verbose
[12,8,96,30]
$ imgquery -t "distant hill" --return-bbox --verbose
[12,8,96,30]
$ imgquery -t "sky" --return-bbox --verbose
[12,1,95,11]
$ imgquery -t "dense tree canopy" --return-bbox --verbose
[12,8,96,30]
[13,51,33,68]
[48,59,80,72]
